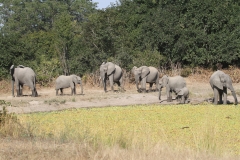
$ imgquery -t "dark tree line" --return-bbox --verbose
[0,0,240,83]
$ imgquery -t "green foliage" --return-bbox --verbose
[0,100,14,127]
[0,0,240,82]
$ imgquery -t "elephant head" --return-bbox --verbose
[100,62,116,92]
[175,87,189,103]
[72,75,83,94]
[158,75,169,100]
[132,66,150,92]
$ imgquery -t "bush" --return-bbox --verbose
[181,68,192,77]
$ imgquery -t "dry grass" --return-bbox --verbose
[0,138,238,160]
[186,66,240,83]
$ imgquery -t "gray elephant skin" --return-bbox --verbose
[175,87,189,104]
[132,66,159,92]
[100,62,123,92]
[10,65,38,97]
[209,70,238,105]
[55,75,83,96]
[159,75,186,102]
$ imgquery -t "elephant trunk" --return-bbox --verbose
[159,88,162,100]
[102,77,106,92]
[228,85,238,105]
[11,80,14,97]
[158,85,162,100]
[231,91,238,105]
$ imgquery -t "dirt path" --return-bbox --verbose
[0,81,239,114]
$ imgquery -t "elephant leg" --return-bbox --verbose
[35,89,38,97]
[169,96,173,102]
[103,77,107,92]
[149,83,153,92]
[60,88,63,95]
[166,88,171,102]
[116,81,121,92]
[109,75,114,91]
[218,89,223,104]
[74,87,76,95]
[20,84,23,96]
[169,91,173,102]
[223,87,227,104]
[16,83,20,97]
[176,95,180,102]
[141,78,147,93]
[167,89,172,102]
[180,96,185,104]
[119,77,124,92]
[31,90,35,97]
[30,86,37,97]
[33,88,38,97]
[213,87,218,105]
[16,89,20,97]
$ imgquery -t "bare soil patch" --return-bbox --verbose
[0,78,240,114]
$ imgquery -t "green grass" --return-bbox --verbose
[17,104,240,155]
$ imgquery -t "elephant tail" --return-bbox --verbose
[33,76,38,96]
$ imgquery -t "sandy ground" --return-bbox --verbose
[0,79,240,114]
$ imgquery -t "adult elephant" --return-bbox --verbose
[100,62,123,92]
[132,66,159,93]
[209,70,238,105]
[10,65,38,97]
[159,75,186,102]
[55,75,83,96]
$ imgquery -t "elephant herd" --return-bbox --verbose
[10,63,238,105]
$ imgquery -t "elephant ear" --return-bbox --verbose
[106,62,116,75]
[10,65,15,70]
[213,78,223,90]
[132,66,137,74]
[10,65,15,76]
[141,67,150,78]
[162,75,169,86]
[72,75,78,84]
[17,65,25,68]
[177,89,184,96]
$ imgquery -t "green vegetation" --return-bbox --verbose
[1,0,240,82]
[10,104,240,156]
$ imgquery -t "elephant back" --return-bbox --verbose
[169,76,186,90]
[14,67,36,82]
[55,75,71,89]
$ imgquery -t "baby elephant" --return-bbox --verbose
[55,75,83,96]
[175,87,189,104]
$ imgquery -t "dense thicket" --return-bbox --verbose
[0,0,240,83]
